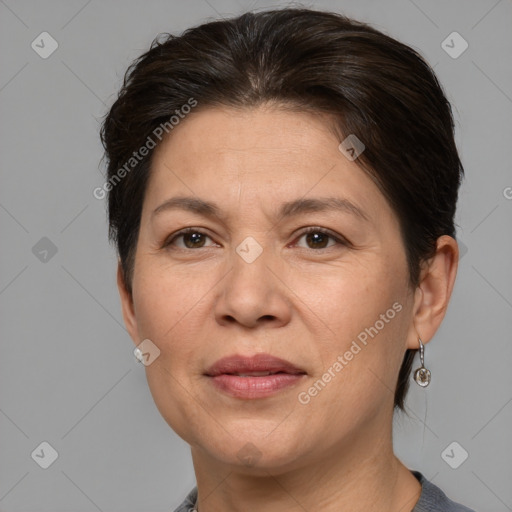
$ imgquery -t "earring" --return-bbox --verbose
[413,337,431,387]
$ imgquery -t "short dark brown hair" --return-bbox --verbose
[100,7,464,410]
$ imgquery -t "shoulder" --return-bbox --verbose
[171,486,198,512]
[412,471,477,512]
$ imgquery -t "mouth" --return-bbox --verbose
[225,371,292,377]
[204,353,306,377]
[204,353,307,399]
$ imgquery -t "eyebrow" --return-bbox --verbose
[151,196,369,222]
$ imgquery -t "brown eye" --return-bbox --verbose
[181,232,207,248]
[304,231,331,249]
[164,227,348,251]
[295,227,347,250]
[165,228,214,249]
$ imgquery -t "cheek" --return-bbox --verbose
[131,265,209,440]
[310,260,405,343]
[300,264,410,411]
[130,259,217,387]
[131,260,201,340]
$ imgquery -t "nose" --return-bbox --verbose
[213,242,292,330]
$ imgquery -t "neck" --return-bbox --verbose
[189,418,421,512]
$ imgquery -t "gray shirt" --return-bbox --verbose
[171,471,476,511]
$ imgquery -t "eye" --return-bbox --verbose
[293,227,348,250]
[163,226,349,251]
[164,228,216,249]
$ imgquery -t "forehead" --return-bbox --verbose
[156,106,337,168]
[144,106,390,224]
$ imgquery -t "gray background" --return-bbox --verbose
[0,0,511,510]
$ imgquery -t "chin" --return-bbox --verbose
[198,432,311,474]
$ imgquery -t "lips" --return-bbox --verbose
[204,353,306,377]
[204,353,307,399]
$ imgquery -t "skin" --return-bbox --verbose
[118,105,459,512]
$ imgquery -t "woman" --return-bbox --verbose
[100,7,476,512]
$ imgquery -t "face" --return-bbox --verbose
[120,105,419,474]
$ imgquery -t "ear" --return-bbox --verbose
[407,235,459,348]
[117,261,139,345]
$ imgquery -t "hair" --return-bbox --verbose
[100,7,464,410]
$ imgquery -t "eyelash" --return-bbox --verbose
[163,226,349,251]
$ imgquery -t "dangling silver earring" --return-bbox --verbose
[414,337,431,387]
